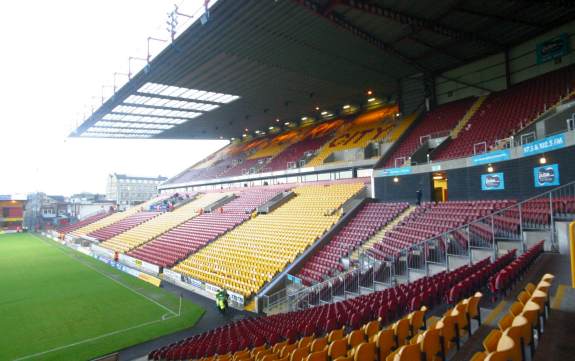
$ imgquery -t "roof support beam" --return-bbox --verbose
[452,7,542,28]
[339,0,504,49]
[294,0,494,93]
[408,35,466,64]
[292,0,425,73]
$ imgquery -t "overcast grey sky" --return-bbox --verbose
[0,0,228,196]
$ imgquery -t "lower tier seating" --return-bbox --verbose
[57,211,110,235]
[149,254,499,361]
[88,211,161,241]
[472,266,554,361]
[296,202,409,285]
[100,192,231,253]
[172,182,365,297]
[370,200,514,259]
[127,187,287,267]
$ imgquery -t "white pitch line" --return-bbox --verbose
[13,315,176,361]
[33,234,178,316]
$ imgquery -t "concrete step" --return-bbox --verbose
[349,205,417,261]
[451,95,487,139]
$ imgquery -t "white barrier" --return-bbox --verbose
[119,254,160,276]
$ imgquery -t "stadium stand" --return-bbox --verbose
[127,187,288,267]
[100,192,231,253]
[57,211,110,235]
[383,97,476,167]
[71,196,166,236]
[148,253,509,361]
[307,107,400,167]
[434,64,575,160]
[88,211,161,242]
[369,200,515,259]
[172,182,365,297]
[296,202,409,285]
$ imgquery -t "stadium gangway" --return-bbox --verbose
[263,180,575,314]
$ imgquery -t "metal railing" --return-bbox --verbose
[262,180,575,314]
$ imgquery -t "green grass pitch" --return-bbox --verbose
[0,233,205,361]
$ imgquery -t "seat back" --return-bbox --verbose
[328,328,345,343]
[348,329,365,349]
[419,328,441,361]
[310,337,327,353]
[290,347,309,361]
[374,329,396,361]
[394,344,421,361]
[467,292,482,320]
[328,339,347,360]
[354,342,376,361]
[363,320,380,339]
[509,302,524,317]
[498,314,514,331]
[393,318,410,346]
[482,329,502,353]
[305,350,327,361]
[517,291,530,305]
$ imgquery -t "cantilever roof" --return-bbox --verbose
[72,0,575,140]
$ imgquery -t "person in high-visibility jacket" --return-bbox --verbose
[215,289,229,314]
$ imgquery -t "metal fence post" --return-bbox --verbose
[518,203,525,252]
[549,192,556,251]
[467,226,473,265]
[491,215,497,260]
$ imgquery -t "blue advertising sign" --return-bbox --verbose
[380,167,412,177]
[471,149,511,166]
[522,134,565,157]
[481,172,505,191]
[534,163,560,187]
[536,33,570,64]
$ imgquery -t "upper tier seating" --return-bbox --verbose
[307,107,399,167]
[266,135,331,172]
[57,211,110,234]
[71,196,167,236]
[149,255,498,361]
[383,97,475,167]
[370,200,514,259]
[88,211,161,242]
[434,65,575,160]
[173,182,365,297]
[127,187,287,267]
[296,202,409,285]
[100,192,231,253]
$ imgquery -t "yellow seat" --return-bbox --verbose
[408,306,427,336]
[485,334,515,361]
[482,329,502,354]
[347,329,365,350]
[305,350,327,361]
[470,352,487,361]
[273,341,289,354]
[328,329,345,343]
[353,342,376,361]
[464,292,483,327]
[391,344,420,361]
[299,336,314,349]
[281,344,298,358]
[434,314,458,353]
[362,321,380,339]
[417,328,442,361]
[451,302,470,337]
[498,314,514,332]
[373,329,396,361]
[509,302,524,317]
[328,339,348,360]
[524,283,536,296]
[291,347,310,361]
[392,318,410,346]
[517,291,530,305]
[310,337,328,353]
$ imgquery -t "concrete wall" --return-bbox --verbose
[436,21,575,104]
[374,145,575,202]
